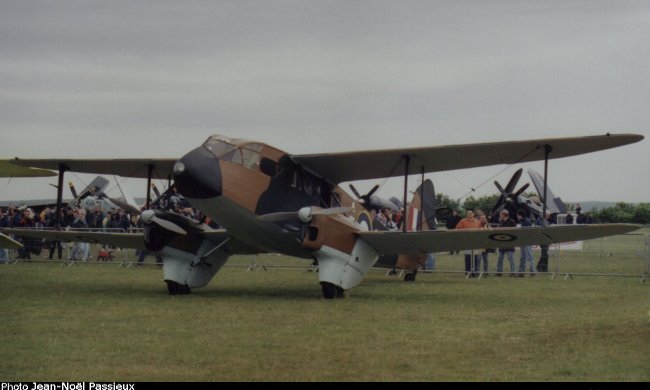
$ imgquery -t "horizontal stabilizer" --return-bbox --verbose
[358,224,640,255]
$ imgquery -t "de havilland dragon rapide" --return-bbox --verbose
[3,133,643,298]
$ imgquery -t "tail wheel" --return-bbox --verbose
[404,270,417,282]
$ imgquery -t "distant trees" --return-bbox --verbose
[591,203,650,224]
[461,194,500,215]
[435,193,650,225]
[435,193,460,212]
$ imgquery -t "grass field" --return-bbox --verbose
[1,246,649,381]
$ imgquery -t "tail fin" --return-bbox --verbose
[409,179,437,231]
[75,176,110,202]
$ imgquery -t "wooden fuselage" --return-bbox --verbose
[187,137,372,258]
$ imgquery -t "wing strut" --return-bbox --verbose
[542,144,552,228]
[402,155,410,232]
[55,164,68,229]
[146,164,153,210]
[419,166,425,231]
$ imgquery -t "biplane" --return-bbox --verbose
[3,133,643,298]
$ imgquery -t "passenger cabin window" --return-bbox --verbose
[331,191,342,207]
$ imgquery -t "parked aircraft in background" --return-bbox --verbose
[3,133,643,298]
[489,168,569,223]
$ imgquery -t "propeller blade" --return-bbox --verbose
[348,184,362,199]
[257,211,300,222]
[366,184,380,199]
[68,182,79,199]
[513,183,530,198]
[141,210,187,235]
[310,207,351,216]
[151,183,162,199]
[494,180,506,194]
[257,207,351,223]
[152,216,187,235]
[504,168,523,194]
[106,197,141,215]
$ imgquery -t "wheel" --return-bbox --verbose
[166,280,191,295]
[320,282,344,299]
[404,270,417,282]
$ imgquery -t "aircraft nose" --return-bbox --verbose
[173,146,222,199]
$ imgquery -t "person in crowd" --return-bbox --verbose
[446,209,462,254]
[565,213,574,224]
[455,209,481,277]
[384,208,398,231]
[69,209,89,261]
[476,213,491,275]
[0,208,9,262]
[535,211,552,272]
[424,253,436,271]
[495,210,517,276]
[516,209,536,277]
[46,209,65,260]
[15,208,36,259]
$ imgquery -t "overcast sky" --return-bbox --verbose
[1,1,648,205]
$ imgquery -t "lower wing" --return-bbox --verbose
[2,229,146,250]
[0,233,23,249]
[358,224,640,255]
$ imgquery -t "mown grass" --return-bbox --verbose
[1,251,649,381]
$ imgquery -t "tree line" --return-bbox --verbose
[435,193,650,225]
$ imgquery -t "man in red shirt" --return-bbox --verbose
[455,209,482,276]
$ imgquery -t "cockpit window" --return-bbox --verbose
[202,136,263,171]
[241,143,262,169]
[222,149,243,164]
[203,137,237,159]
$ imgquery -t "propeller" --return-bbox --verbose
[141,209,187,235]
[490,168,531,220]
[103,196,141,215]
[68,181,79,199]
[151,182,162,199]
[503,168,523,194]
[349,184,380,206]
[258,206,351,223]
[512,182,530,199]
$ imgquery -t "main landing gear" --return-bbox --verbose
[166,280,191,295]
[320,282,345,299]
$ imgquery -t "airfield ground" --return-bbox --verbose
[1,231,649,381]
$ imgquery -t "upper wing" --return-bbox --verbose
[0,160,56,178]
[358,224,641,255]
[2,229,146,250]
[0,233,23,249]
[292,133,643,183]
[9,158,177,179]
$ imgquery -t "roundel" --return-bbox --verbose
[356,211,372,231]
[489,233,517,242]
